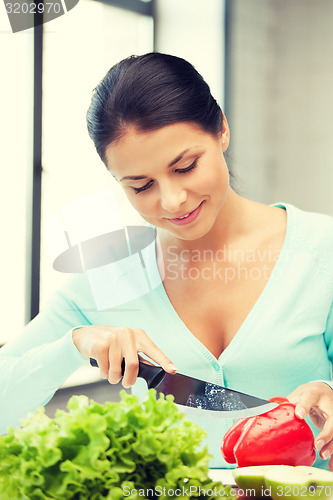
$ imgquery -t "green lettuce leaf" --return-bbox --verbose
[0,390,233,499]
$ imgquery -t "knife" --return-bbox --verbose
[90,358,277,419]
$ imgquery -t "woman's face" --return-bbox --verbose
[105,121,230,241]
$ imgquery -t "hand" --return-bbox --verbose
[72,325,177,388]
[287,382,333,469]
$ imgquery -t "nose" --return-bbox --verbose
[159,180,187,213]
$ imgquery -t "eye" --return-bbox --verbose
[133,180,154,194]
[131,158,198,195]
[175,158,198,174]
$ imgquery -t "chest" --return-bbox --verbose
[161,247,280,359]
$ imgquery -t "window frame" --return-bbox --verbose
[27,0,155,322]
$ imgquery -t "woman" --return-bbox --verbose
[1,53,333,469]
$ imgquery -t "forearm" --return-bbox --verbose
[0,328,87,434]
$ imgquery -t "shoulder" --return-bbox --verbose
[48,272,95,311]
[285,203,333,250]
[281,203,333,290]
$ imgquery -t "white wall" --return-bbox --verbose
[276,0,333,214]
[227,0,333,215]
[155,0,225,107]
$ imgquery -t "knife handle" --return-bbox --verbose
[89,357,165,389]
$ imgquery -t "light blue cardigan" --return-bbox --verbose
[0,203,332,468]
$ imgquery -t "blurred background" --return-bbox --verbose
[1,0,333,413]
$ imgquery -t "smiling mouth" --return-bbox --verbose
[166,201,204,226]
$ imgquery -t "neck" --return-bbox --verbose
[158,188,257,255]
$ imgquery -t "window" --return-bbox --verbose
[0,16,34,342]
[40,0,154,308]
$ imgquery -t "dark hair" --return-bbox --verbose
[86,52,223,165]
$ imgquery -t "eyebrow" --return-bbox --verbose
[168,149,190,167]
[119,149,190,182]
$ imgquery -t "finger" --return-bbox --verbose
[318,437,333,461]
[135,329,177,373]
[315,417,333,459]
[108,335,123,384]
[287,393,301,405]
[122,349,139,389]
[309,405,329,430]
[119,329,140,388]
[294,390,320,420]
[90,342,110,379]
[137,354,155,365]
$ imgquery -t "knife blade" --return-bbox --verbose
[90,358,277,419]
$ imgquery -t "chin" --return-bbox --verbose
[170,221,215,242]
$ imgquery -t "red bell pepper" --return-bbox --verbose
[221,396,316,467]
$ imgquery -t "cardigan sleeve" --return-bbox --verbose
[324,300,333,352]
[0,278,92,434]
[319,301,333,391]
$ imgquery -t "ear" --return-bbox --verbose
[221,112,230,152]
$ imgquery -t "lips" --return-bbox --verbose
[167,201,204,226]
